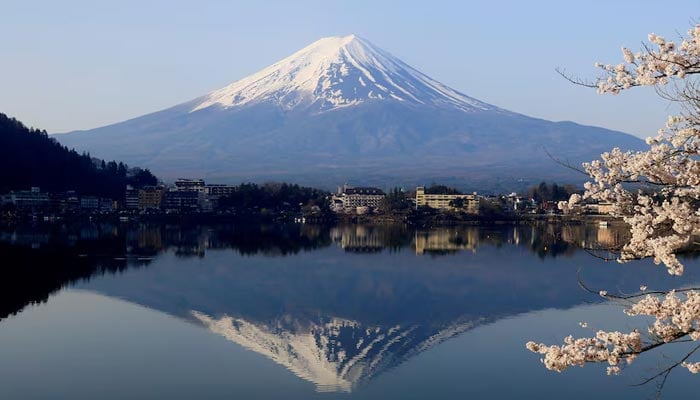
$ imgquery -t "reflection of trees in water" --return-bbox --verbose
[0,223,333,320]
[0,232,144,320]
[0,221,634,322]
[124,223,334,258]
[213,224,332,256]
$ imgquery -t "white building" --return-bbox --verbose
[331,185,385,213]
[2,187,50,210]
[415,187,479,214]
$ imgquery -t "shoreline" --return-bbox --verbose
[0,210,623,229]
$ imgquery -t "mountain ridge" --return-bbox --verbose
[57,35,645,192]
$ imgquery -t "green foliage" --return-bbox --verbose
[448,197,465,208]
[217,182,330,214]
[425,184,462,195]
[524,182,578,202]
[0,113,157,198]
[382,187,412,212]
[479,197,508,219]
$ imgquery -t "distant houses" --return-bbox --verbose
[1,187,49,211]
[0,187,114,214]
[134,179,238,213]
[331,185,481,215]
[0,179,606,220]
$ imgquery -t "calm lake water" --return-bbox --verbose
[1,222,699,399]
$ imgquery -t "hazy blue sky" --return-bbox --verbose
[2,0,697,137]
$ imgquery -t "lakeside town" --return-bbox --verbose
[0,178,615,224]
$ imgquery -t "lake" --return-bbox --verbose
[1,222,699,399]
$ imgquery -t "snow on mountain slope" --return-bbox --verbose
[191,34,495,113]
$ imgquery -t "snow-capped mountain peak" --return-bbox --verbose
[191,34,494,113]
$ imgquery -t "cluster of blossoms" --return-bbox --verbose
[534,25,700,380]
[625,290,700,344]
[526,331,642,375]
[559,28,700,275]
[594,26,700,94]
[558,123,700,274]
[529,291,700,374]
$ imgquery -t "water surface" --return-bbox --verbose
[1,222,698,399]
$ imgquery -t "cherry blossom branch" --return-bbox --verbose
[529,23,700,388]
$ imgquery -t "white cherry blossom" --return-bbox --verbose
[535,24,700,381]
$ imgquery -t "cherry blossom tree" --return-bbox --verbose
[527,24,700,383]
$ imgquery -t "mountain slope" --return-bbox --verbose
[191,34,496,113]
[57,35,644,191]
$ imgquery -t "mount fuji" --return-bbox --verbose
[58,34,644,191]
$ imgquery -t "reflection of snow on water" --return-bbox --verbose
[191,311,480,392]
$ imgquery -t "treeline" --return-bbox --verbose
[424,184,461,195]
[382,187,413,212]
[218,182,330,214]
[0,113,157,198]
[523,182,578,202]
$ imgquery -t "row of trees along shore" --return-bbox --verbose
[0,113,157,199]
[216,182,330,216]
[525,22,700,391]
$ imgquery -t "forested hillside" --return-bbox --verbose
[0,113,157,198]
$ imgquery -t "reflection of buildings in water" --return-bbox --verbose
[330,226,385,252]
[511,226,521,246]
[414,228,478,255]
[0,231,50,248]
[162,226,209,257]
[191,311,479,393]
[560,225,585,248]
[596,226,626,249]
[136,226,164,250]
[560,223,628,250]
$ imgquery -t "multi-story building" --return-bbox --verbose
[50,191,80,213]
[587,202,615,215]
[204,184,237,210]
[80,196,100,210]
[205,184,237,197]
[99,198,116,212]
[138,186,165,210]
[331,185,385,213]
[163,190,201,212]
[174,179,206,192]
[415,187,479,214]
[1,187,50,211]
[125,185,139,210]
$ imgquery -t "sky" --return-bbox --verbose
[1,0,697,138]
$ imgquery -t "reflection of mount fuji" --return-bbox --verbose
[192,312,480,392]
[65,223,691,392]
[6,222,682,392]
